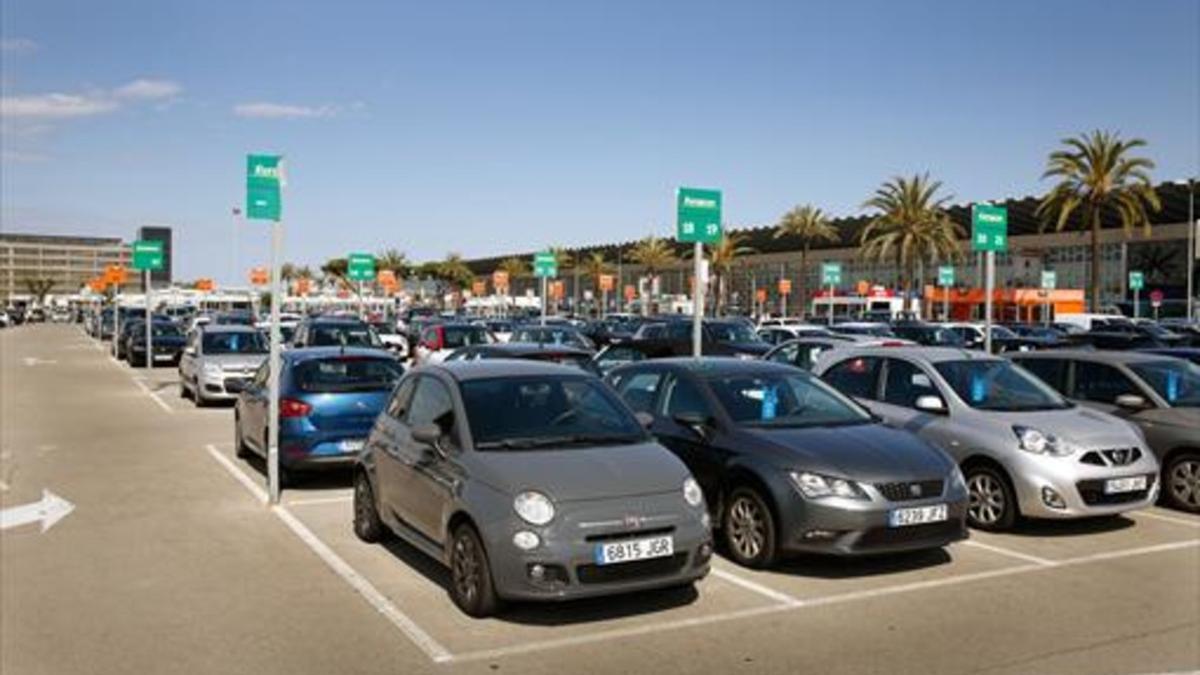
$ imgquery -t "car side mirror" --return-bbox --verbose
[914,395,947,414]
[1115,394,1148,411]
[634,411,654,429]
[411,423,447,458]
[673,411,712,438]
[184,346,196,356]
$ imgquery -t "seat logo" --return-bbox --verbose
[909,483,922,497]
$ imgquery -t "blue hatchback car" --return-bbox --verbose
[234,347,404,484]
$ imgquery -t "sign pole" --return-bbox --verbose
[112,282,120,358]
[359,280,365,319]
[540,276,547,326]
[267,220,282,505]
[984,251,995,354]
[1134,288,1140,320]
[780,283,787,319]
[828,282,834,326]
[692,242,703,358]
[144,270,152,372]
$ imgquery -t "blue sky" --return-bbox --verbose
[2,0,1197,284]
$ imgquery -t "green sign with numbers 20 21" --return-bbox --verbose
[972,204,1008,253]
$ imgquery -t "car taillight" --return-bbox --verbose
[280,398,312,418]
[881,341,906,347]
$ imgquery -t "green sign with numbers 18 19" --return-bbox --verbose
[972,204,1008,253]
[676,187,722,244]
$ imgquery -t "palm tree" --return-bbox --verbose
[438,253,474,308]
[497,257,529,294]
[579,252,610,294]
[280,263,298,284]
[774,205,840,318]
[295,265,315,281]
[628,236,678,314]
[375,248,409,277]
[860,174,963,315]
[1035,130,1161,311]
[701,233,756,315]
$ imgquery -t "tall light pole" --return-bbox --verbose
[1188,178,1195,320]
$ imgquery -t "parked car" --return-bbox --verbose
[509,325,595,350]
[412,322,496,365]
[890,323,966,347]
[234,348,403,484]
[944,323,1051,352]
[1010,350,1200,513]
[291,317,386,351]
[352,360,711,616]
[607,358,967,566]
[179,326,270,406]
[125,320,187,366]
[628,319,770,359]
[762,336,908,371]
[1054,313,1133,332]
[813,347,1159,530]
[757,325,835,346]
[370,320,409,358]
[829,322,894,338]
[444,342,601,375]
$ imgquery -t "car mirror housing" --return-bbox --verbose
[673,411,712,437]
[412,424,446,456]
[184,346,196,356]
[634,411,655,429]
[1115,394,1148,411]
[914,395,947,414]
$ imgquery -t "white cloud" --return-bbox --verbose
[0,38,37,53]
[233,102,339,119]
[113,79,182,100]
[0,93,118,118]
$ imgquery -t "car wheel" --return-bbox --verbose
[965,465,1018,531]
[449,524,500,618]
[353,471,386,543]
[234,415,250,459]
[178,376,189,399]
[1164,452,1200,514]
[722,487,778,569]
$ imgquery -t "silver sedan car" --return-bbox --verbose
[813,347,1158,530]
[178,325,269,406]
[354,360,711,617]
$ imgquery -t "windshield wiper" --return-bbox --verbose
[476,434,643,450]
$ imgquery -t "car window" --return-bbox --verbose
[595,345,645,372]
[1014,358,1069,395]
[642,324,665,339]
[293,357,403,393]
[310,324,381,348]
[666,322,692,341]
[766,343,799,366]
[707,371,872,427]
[1128,360,1200,407]
[821,356,882,400]
[934,359,1071,411]
[406,377,457,440]
[662,375,712,418]
[444,326,492,348]
[1071,361,1139,405]
[386,377,417,419]
[882,359,940,408]
[202,331,268,354]
[615,371,663,414]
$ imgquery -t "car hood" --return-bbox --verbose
[971,406,1140,448]
[740,423,954,483]
[203,353,268,369]
[472,440,690,503]
[1135,406,1200,433]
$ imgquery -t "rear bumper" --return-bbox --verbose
[279,434,367,471]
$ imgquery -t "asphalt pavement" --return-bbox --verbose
[2,324,1198,675]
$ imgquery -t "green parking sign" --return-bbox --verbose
[534,251,557,278]
[676,187,722,244]
[246,154,283,221]
[347,253,376,282]
[1041,270,1057,290]
[131,240,164,271]
[822,262,842,286]
[1129,271,1144,291]
[938,265,955,287]
[972,204,1008,253]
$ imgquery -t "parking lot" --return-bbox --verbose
[3,324,1199,675]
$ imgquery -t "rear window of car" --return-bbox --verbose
[293,357,403,393]
[444,326,492,348]
[203,331,267,354]
[310,324,381,347]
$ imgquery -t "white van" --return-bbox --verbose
[1054,313,1131,332]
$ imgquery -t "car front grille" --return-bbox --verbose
[223,377,250,393]
[874,480,944,502]
[584,526,675,543]
[1080,448,1142,467]
[1076,474,1156,506]
[575,552,688,585]
[856,521,963,549]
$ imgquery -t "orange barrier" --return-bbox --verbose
[923,286,1085,321]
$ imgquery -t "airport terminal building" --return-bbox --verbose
[0,233,131,302]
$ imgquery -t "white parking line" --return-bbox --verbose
[201,444,453,663]
[1134,510,1200,529]
[960,539,1058,567]
[131,376,174,414]
[710,567,803,606]
[287,495,353,507]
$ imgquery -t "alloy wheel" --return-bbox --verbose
[452,534,481,606]
[727,496,766,560]
[1168,458,1200,510]
[968,474,1006,525]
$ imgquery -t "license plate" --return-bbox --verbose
[338,439,365,453]
[154,354,173,362]
[888,504,948,528]
[594,535,674,565]
[1105,475,1147,494]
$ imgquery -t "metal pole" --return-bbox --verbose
[828,283,834,326]
[692,242,703,358]
[540,276,547,326]
[359,280,365,320]
[942,282,949,322]
[1189,179,1195,320]
[616,249,623,313]
[1134,289,1140,320]
[144,269,152,372]
[112,283,120,358]
[267,220,283,505]
[984,251,995,354]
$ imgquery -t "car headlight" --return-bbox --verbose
[513,491,555,526]
[202,363,224,377]
[1013,426,1077,457]
[789,471,870,501]
[683,478,704,508]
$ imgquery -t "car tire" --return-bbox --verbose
[234,415,251,459]
[448,523,501,618]
[722,487,778,569]
[178,376,190,399]
[192,379,207,407]
[353,471,386,543]
[965,464,1018,531]
[1163,451,1200,514]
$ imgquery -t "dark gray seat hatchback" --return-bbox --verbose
[354,359,711,617]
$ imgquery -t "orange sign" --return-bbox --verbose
[856,280,870,296]
[194,278,215,291]
[89,277,107,293]
[550,280,565,300]
[492,270,510,292]
[624,284,636,301]
[755,288,767,303]
[295,278,311,296]
[472,280,486,296]
[598,274,615,292]
[778,279,792,295]
[103,265,127,286]
[249,267,269,286]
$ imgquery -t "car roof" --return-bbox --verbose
[474,342,591,356]
[618,356,799,375]
[835,346,992,362]
[1010,349,1181,364]
[306,316,368,325]
[200,324,259,333]
[432,358,591,381]
[283,346,395,363]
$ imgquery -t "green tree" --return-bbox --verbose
[579,252,611,294]
[688,233,755,315]
[375,248,409,277]
[1035,130,1161,310]
[860,174,963,313]
[23,278,56,305]
[497,257,529,295]
[628,236,678,314]
[774,205,840,318]
[438,253,474,308]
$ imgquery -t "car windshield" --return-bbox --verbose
[934,359,1071,411]
[1129,360,1200,407]
[310,324,382,347]
[707,371,872,428]
[148,322,182,337]
[990,326,1018,339]
[293,357,404,393]
[708,322,762,343]
[203,331,267,354]
[444,326,492,348]
[513,328,584,346]
[462,376,645,449]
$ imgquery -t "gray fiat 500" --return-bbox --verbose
[353,360,711,617]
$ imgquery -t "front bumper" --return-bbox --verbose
[483,493,712,602]
[199,370,257,400]
[776,480,969,556]
[1006,447,1160,519]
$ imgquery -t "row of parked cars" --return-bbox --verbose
[85,306,1200,619]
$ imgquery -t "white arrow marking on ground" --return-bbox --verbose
[0,490,74,532]
[21,357,58,366]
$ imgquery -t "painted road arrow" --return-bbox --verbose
[1,489,74,533]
